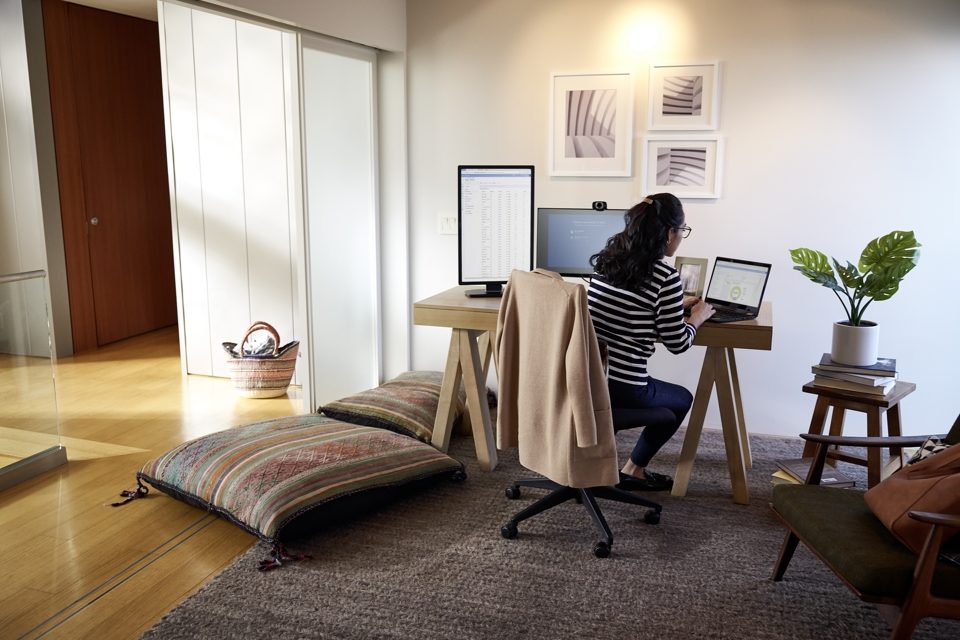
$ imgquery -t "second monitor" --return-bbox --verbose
[535,207,626,277]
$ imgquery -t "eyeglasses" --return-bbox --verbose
[675,225,692,239]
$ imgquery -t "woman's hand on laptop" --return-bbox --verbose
[686,299,715,328]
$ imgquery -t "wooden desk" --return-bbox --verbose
[413,287,500,471]
[800,380,916,487]
[414,288,774,494]
[670,302,773,504]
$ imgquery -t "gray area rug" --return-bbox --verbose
[143,428,960,639]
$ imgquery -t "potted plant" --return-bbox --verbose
[789,230,921,366]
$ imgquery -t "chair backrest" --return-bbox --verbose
[495,268,619,488]
[946,412,960,445]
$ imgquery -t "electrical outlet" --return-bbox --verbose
[438,215,458,235]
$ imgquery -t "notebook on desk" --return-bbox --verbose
[703,257,772,323]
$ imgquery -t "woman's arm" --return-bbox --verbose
[657,267,700,354]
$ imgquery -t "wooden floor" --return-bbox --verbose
[0,327,303,639]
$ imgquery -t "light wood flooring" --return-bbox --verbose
[0,327,303,639]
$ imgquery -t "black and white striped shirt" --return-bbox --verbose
[587,263,697,385]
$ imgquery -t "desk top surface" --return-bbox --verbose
[413,286,773,351]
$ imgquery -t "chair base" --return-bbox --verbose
[501,477,662,558]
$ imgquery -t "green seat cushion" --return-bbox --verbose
[138,414,464,543]
[772,484,960,600]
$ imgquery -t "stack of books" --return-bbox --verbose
[811,353,898,396]
[772,458,855,488]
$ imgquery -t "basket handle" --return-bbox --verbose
[240,321,280,357]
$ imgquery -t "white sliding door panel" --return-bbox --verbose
[301,39,380,405]
[162,2,210,374]
[160,3,385,411]
[237,22,295,356]
[192,11,249,378]
[161,3,300,383]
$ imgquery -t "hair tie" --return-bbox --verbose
[642,197,664,219]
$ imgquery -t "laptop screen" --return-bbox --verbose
[704,257,771,312]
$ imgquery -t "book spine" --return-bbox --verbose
[810,367,897,386]
[812,375,890,395]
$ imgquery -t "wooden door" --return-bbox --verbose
[43,0,176,351]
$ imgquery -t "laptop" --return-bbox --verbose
[702,257,772,323]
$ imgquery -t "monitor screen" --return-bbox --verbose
[458,165,534,296]
[535,207,626,277]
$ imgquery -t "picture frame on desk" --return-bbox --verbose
[550,71,634,177]
[674,256,708,298]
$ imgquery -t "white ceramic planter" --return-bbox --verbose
[830,321,879,366]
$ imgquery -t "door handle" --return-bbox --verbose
[89,217,99,226]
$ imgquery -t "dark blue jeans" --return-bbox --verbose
[608,377,693,468]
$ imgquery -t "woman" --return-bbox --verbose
[587,193,715,491]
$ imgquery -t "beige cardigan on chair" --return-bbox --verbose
[494,269,619,489]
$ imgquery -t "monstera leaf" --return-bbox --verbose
[790,230,921,325]
[789,248,841,291]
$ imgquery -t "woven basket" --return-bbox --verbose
[222,321,299,398]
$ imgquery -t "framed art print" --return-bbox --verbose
[648,62,719,130]
[642,135,723,199]
[550,72,634,176]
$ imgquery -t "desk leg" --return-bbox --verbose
[671,347,716,497]
[459,334,492,437]
[478,332,492,380]
[801,397,831,459]
[431,331,463,452]
[714,348,750,505]
[460,329,497,471]
[727,348,751,469]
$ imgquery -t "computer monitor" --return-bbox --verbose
[534,207,626,277]
[458,165,534,297]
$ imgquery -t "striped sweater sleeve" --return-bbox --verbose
[655,263,697,354]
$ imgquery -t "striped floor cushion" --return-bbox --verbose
[320,371,468,442]
[131,415,464,560]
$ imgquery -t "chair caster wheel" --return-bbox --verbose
[593,541,611,558]
[644,510,661,525]
[501,522,518,539]
[505,486,521,499]
[450,469,467,482]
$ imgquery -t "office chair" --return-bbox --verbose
[495,269,661,558]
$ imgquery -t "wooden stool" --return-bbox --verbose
[801,380,916,488]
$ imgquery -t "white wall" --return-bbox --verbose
[406,0,960,437]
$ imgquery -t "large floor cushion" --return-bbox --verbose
[772,484,960,599]
[136,414,465,544]
[320,371,468,442]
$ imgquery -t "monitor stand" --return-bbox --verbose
[464,283,503,298]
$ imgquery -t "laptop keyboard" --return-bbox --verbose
[708,311,751,323]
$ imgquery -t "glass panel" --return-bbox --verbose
[0,271,60,476]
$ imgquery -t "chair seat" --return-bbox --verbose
[772,484,960,600]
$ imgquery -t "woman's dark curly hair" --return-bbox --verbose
[590,193,685,291]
